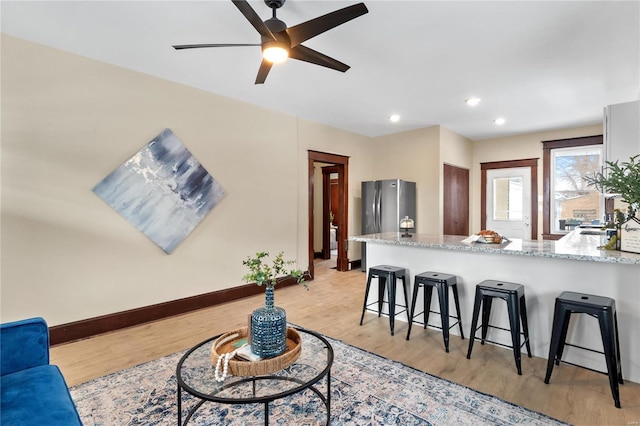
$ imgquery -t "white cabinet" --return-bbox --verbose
[604,100,640,164]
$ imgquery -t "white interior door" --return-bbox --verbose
[486,167,531,239]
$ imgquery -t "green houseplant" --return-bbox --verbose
[584,155,640,219]
[242,251,307,289]
[242,251,307,358]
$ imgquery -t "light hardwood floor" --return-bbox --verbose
[51,259,640,425]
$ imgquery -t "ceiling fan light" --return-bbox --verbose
[263,43,289,64]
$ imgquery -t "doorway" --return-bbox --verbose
[321,166,339,260]
[481,159,538,240]
[308,151,349,278]
[486,167,531,239]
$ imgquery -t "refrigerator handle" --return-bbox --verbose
[372,187,377,232]
[375,186,381,231]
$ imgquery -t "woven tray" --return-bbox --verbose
[211,327,302,376]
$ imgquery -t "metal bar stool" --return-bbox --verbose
[406,271,464,352]
[359,265,409,336]
[466,279,532,375]
[544,291,623,408]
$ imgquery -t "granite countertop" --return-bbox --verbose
[349,229,640,265]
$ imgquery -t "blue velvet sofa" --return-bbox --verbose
[1,317,82,425]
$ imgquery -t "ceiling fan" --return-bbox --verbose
[173,0,368,84]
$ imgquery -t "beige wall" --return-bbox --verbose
[1,34,606,327]
[370,126,441,234]
[0,35,371,325]
[471,124,603,236]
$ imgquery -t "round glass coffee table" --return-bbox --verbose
[176,327,333,425]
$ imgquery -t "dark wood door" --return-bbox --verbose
[330,178,339,226]
[443,164,470,236]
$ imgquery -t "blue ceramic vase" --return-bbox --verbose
[250,285,287,358]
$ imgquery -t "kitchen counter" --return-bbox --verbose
[349,230,640,264]
[348,230,640,383]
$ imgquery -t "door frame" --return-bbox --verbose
[308,150,349,277]
[481,158,538,240]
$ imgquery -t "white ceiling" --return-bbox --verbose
[2,1,639,140]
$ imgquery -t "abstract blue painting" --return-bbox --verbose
[93,129,226,253]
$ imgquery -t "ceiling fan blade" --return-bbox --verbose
[232,0,277,41]
[255,59,273,84]
[286,3,368,47]
[173,43,260,50]
[289,45,350,73]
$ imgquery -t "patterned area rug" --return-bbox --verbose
[71,329,567,425]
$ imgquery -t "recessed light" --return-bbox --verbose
[465,97,481,106]
[389,114,400,123]
[494,117,506,125]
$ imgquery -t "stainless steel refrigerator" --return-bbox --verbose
[361,179,416,271]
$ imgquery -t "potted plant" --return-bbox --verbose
[242,251,307,357]
[584,154,640,219]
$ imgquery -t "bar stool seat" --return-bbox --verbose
[406,271,464,352]
[359,265,409,336]
[466,279,532,375]
[544,291,623,408]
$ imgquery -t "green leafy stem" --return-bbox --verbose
[242,251,308,289]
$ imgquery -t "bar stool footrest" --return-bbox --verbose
[561,342,606,356]
[552,343,619,378]
[554,358,617,378]
[471,324,530,350]
[412,312,462,332]
[364,302,408,317]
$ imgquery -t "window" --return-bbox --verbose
[493,177,523,220]
[551,146,603,232]
[542,135,604,240]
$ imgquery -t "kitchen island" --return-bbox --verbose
[349,231,640,383]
